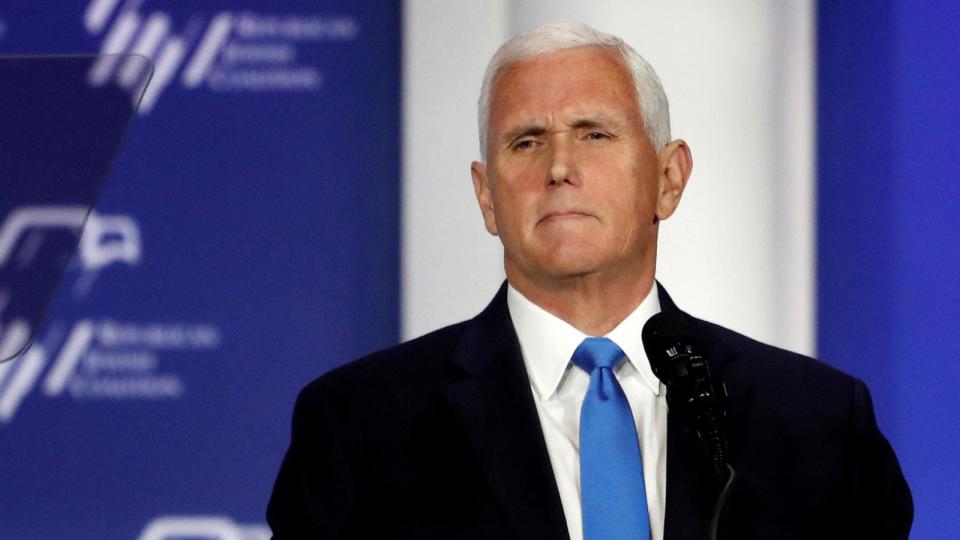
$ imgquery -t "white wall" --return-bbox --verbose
[402,0,509,338]
[402,1,815,355]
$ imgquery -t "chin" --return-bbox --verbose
[506,240,612,281]
[537,251,608,279]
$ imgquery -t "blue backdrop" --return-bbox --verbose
[1,1,956,538]
[0,1,399,538]
[818,1,960,537]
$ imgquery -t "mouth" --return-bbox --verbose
[538,210,593,224]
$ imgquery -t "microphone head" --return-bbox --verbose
[642,311,702,384]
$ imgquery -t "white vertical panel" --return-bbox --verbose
[767,3,816,354]
[403,1,815,355]
[402,0,509,339]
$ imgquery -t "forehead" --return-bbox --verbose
[489,46,639,126]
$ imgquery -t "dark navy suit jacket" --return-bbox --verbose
[268,284,912,539]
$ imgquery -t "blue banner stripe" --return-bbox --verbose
[818,2,960,537]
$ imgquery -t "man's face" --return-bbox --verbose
[472,46,679,287]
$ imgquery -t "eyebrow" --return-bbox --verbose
[500,124,548,146]
[570,117,607,130]
[500,116,616,145]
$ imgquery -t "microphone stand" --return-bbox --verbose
[701,408,735,540]
[680,355,735,540]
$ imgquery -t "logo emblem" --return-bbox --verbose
[0,205,219,423]
[83,0,357,113]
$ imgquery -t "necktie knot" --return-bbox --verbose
[572,337,626,373]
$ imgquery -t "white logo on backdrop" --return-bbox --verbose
[0,206,140,272]
[83,0,360,112]
[0,205,221,423]
[138,515,270,540]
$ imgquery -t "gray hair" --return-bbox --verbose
[477,22,671,160]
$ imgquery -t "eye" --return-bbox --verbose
[584,131,612,141]
[511,138,539,150]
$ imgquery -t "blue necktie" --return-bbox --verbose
[572,337,651,540]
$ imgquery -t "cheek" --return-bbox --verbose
[584,164,658,225]
[491,191,534,238]
[497,159,548,192]
[582,155,644,196]
[490,166,545,219]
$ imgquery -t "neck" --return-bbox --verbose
[506,260,656,336]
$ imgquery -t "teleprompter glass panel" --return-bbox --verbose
[0,55,151,362]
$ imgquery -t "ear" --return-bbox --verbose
[655,139,693,222]
[471,161,499,236]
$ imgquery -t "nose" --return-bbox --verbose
[548,135,580,186]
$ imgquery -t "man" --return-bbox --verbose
[268,23,912,539]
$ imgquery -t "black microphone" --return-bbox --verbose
[642,311,735,540]
[642,311,727,455]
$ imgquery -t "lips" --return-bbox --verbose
[538,209,593,224]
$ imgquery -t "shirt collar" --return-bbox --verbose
[507,282,662,400]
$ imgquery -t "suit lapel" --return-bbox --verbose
[445,284,571,540]
[663,419,715,540]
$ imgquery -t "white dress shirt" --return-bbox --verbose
[507,283,667,540]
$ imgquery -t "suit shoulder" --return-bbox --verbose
[693,317,860,395]
[298,319,470,402]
